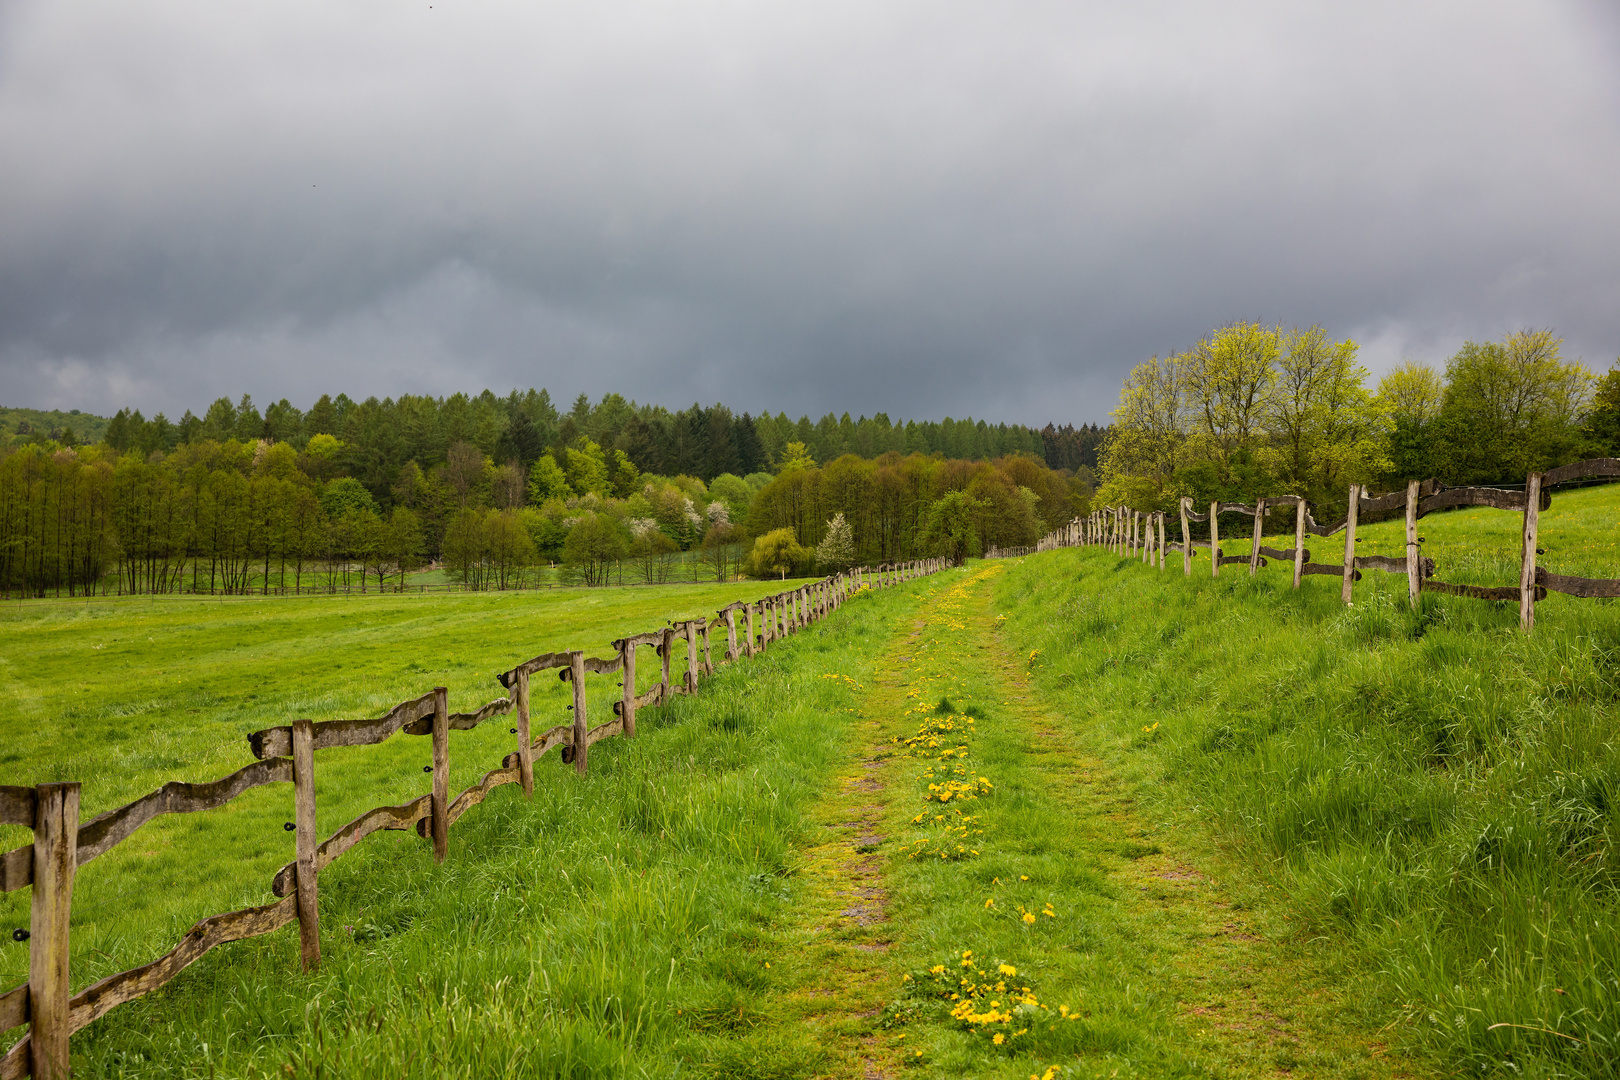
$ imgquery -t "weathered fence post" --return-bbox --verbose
[1342,483,1359,604]
[746,603,758,656]
[431,687,449,861]
[1249,498,1265,576]
[1292,497,1306,589]
[618,639,637,739]
[1159,512,1167,569]
[659,628,674,700]
[685,622,700,691]
[29,782,78,1080]
[1179,498,1191,576]
[1209,502,1220,578]
[1521,472,1543,632]
[568,652,588,775]
[290,718,321,971]
[516,669,536,793]
[724,606,739,661]
[1405,479,1421,608]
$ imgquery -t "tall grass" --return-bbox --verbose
[997,530,1620,1078]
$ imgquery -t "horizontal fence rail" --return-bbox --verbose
[989,457,1620,634]
[0,558,947,1079]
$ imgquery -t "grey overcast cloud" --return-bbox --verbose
[1,1,1617,425]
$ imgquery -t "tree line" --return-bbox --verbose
[0,392,1092,597]
[82,390,1100,488]
[1098,322,1619,518]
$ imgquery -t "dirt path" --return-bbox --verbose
[763,567,1419,1079]
[772,622,926,1080]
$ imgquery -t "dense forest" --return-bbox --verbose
[0,389,1097,598]
[1098,323,1620,518]
[81,392,1105,483]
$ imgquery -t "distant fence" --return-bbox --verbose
[0,558,945,1078]
[990,457,1620,633]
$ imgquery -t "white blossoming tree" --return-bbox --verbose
[815,512,855,572]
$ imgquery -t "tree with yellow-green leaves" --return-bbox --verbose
[751,527,807,579]
[1101,321,1602,514]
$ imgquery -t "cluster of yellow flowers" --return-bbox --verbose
[1017,900,1058,925]
[908,952,1082,1052]
[893,711,975,755]
[922,773,994,803]
[820,672,863,690]
[905,807,985,861]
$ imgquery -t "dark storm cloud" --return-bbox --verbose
[1,0,1617,424]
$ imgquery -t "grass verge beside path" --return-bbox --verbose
[994,547,1620,1078]
[752,564,1408,1079]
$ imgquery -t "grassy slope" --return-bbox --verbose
[0,580,823,1020]
[996,487,1620,1078]
[1239,480,1620,586]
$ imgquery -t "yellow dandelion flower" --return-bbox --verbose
[985,897,995,908]
[993,1033,1005,1045]
[1022,912,1036,924]
[999,963,1017,976]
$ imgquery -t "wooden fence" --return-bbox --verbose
[0,558,945,1078]
[995,457,1620,633]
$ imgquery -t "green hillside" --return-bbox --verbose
[0,404,109,448]
[998,484,1620,1075]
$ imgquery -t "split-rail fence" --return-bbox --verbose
[0,558,945,1079]
[990,456,1620,633]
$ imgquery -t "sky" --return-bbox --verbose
[1,1,1617,427]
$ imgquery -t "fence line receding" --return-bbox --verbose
[0,558,946,1080]
[987,457,1620,633]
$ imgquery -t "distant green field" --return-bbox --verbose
[0,578,816,994]
[1228,480,1619,592]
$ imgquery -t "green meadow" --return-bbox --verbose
[1,576,882,1076]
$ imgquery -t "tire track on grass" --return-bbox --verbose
[777,607,947,1079]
